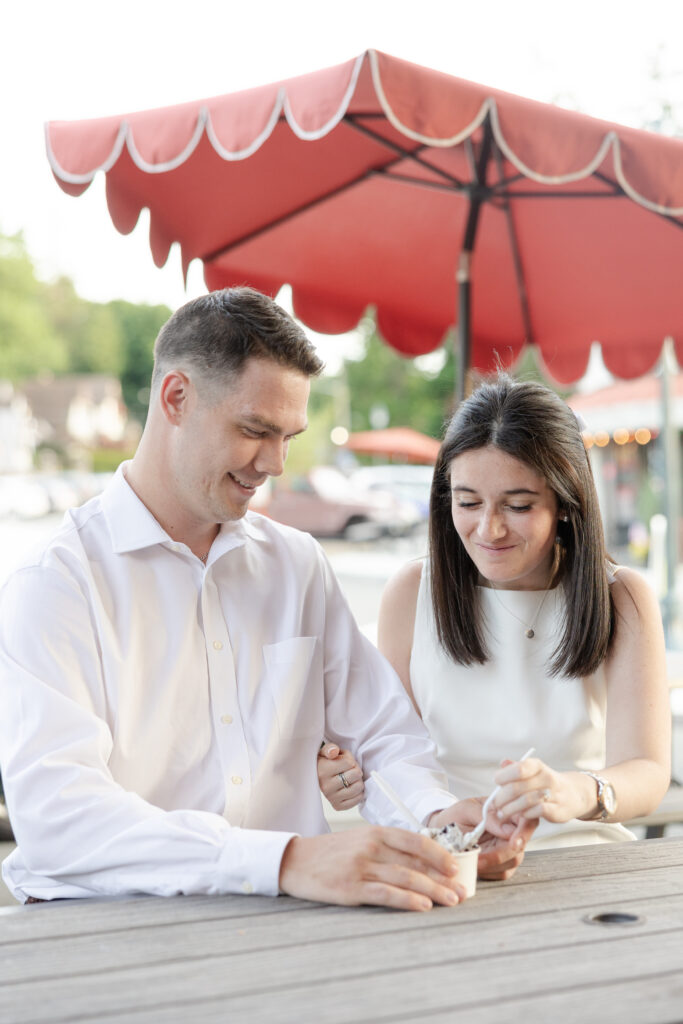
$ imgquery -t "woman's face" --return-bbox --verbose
[449,445,560,590]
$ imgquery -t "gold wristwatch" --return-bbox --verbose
[581,771,617,820]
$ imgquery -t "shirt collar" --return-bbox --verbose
[100,462,256,557]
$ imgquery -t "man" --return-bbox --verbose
[0,288,529,911]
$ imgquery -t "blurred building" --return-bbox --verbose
[569,374,682,556]
[0,381,39,473]
[20,374,128,465]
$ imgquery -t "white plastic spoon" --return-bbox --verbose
[370,770,424,830]
[460,747,536,849]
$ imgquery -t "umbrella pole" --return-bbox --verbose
[660,338,680,643]
[456,115,494,405]
[456,254,471,406]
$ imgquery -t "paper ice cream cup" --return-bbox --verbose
[452,846,479,898]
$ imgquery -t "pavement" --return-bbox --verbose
[0,843,16,907]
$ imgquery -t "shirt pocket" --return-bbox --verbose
[262,636,321,739]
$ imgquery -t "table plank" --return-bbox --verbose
[2,881,682,986]
[487,834,683,885]
[0,889,325,941]
[86,969,683,1024]
[411,971,683,1024]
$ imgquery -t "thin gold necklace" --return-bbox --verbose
[489,583,553,639]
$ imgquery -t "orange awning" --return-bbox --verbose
[344,427,440,464]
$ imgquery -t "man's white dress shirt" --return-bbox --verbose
[0,466,453,902]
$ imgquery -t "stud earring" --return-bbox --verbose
[556,512,569,545]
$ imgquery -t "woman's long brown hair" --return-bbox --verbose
[429,373,614,677]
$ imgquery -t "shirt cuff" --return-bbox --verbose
[362,782,457,830]
[215,828,296,897]
[412,789,458,826]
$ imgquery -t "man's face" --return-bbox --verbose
[171,357,310,527]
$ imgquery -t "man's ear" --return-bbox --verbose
[159,371,193,426]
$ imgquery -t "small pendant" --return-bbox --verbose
[525,628,535,639]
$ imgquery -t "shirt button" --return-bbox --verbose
[231,776,243,786]
[220,714,233,725]
[241,881,254,894]
[213,641,223,651]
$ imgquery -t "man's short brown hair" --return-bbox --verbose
[151,287,323,399]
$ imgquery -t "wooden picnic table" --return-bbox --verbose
[1,836,682,1024]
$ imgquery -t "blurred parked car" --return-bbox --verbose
[0,471,114,520]
[349,464,434,519]
[0,475,51,519]
[40,474,83,513]
[261,466,421,539]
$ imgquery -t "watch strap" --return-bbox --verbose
[580,770,612,820]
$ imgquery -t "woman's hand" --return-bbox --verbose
[317,742,365,811]
[428,798,537,880]
[491,757,596,824]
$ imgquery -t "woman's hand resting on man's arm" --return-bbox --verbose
[318,742,365,810]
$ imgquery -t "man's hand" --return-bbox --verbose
[428,798,537,881]
[279,826,468,911]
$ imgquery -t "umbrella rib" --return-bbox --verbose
[591,170,683,231]
[344,114,467,188]
[372,170,469,195]
[491,190,629,199]
[201,164,398,263]
[490,169,624,200]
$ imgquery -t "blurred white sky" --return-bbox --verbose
[2,0,683,369]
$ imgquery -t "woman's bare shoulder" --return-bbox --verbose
[610,564,657,601]
[379,558,425,637]
[382,557,425,605]
[609,564,662,625]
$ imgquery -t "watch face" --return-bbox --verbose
[603,783,617,815]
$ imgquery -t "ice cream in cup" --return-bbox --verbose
[421,823,480,898]
[369,770,481,896]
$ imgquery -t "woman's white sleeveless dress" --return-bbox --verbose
[410,561,634,848]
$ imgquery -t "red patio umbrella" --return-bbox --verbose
[344,427,440,464]
[46,50,683,397]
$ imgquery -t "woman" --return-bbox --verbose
[320,374,671,847]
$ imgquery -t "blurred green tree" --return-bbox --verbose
[0,232,69,379]
[107,300,171,425]
[45,276,124,377]
[343,324,457,440]
[0,230,170,427]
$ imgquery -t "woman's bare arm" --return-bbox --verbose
[377,559,424,715]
